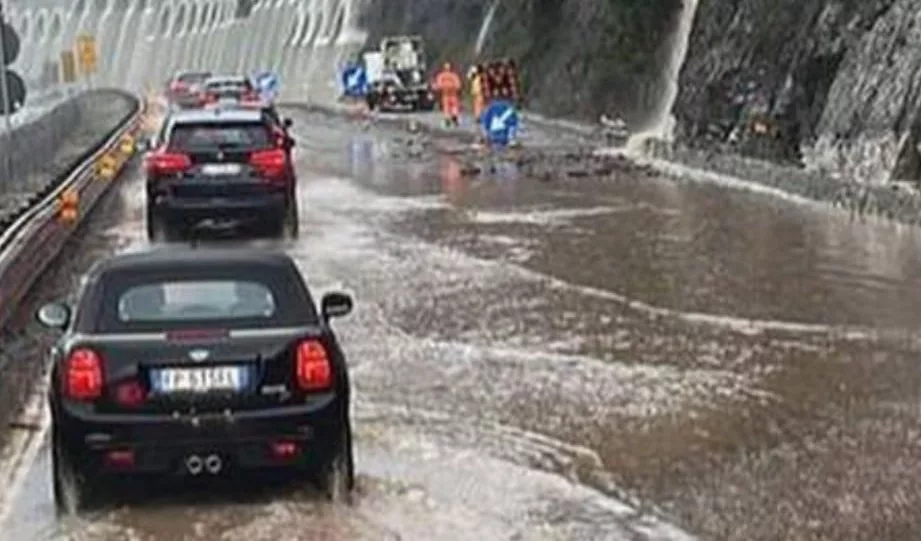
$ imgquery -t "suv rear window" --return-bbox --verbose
[205,80,251,91]
[177,72,211,84]
[167,122,271,151]
[118,280,275,322]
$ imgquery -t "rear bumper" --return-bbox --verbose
[152,191,287,226]
[54,396,344,476]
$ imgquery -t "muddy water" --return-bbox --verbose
[1,110,921,540]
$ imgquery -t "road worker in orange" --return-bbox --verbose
[433,62,462,127]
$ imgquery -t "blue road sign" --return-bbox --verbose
[341,64,368,97]
[480,99,519,148]
[254,71,280,100]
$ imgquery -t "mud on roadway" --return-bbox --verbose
[1,106,921,541]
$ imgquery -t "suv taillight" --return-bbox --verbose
[63,348,104,400]
[250,148,287,181]
[295,340,332,391]
[144,151,191,176]
[170,81,186,92]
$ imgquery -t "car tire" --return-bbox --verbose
[317,424,355,504]
[146,205,175,243]
[52,430,102,515]
[285,197,300,239]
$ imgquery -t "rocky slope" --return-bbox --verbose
[674,0,921,184]
[358,0,681,126]
[359,0,921,185]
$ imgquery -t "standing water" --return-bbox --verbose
[475,1,500,57]
[626,0,699,152]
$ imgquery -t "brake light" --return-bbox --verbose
[64,348,104,400]
[170,81,187,92]
[114,380,147,407]
[144,151,191,176]
[250,148,287,181]
[270,441,300,460]
[295,340,332,391]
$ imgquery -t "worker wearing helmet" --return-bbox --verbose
[433,62,462,127]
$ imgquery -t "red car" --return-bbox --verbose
[165,71,212,108]
[198,75,260,107]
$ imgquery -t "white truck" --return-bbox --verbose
[364,35,436,112]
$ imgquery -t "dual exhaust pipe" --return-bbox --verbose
[185,453,222,476]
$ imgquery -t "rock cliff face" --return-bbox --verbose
[359,0,681,126]
[674,0,921,183]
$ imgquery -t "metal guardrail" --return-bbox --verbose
[0,89,144,331]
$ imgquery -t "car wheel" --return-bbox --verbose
[146,206,174,243]
[286,200,300,239]
[317,424,355,504]
[52,430,102,514]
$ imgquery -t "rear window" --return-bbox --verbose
[167,122,271,151]
[91,263,319,333]
[177,72,211,84]
[206,79,251,91]
[118,280,275,322]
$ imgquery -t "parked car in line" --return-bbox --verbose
[165,70,213,108]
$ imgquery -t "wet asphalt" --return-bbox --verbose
[1,107,921,540]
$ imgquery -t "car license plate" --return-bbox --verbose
[202,163,241,176]
[152,366,247,393]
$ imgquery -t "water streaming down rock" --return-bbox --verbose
[626,0,700,153]
[474,0,499,57]
[672,0,921,184]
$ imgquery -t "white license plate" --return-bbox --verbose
[153,366,246,393]
[201,163,242,176]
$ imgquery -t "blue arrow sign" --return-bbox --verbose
[480,99,519,147]
[254,71,280,101]
[341,64,368,97]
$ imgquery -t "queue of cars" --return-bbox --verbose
[36,70,356,513]
[147,71,298,240]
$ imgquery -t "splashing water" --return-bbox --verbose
[626,0,700,153]
[475,1,500,57]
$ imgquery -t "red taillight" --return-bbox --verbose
[144,151,191,176]
[270,441,300,460]
[114,381,147,408]
[250,148,287,181]
[64,348,104,401]
[295,340,332,391]
[170,81,187,92]
[104,449,135,469]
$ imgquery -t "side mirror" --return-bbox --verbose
[36,302,70,330]
[283,117,293,128]
[320,292,353,320]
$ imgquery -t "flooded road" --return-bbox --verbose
[2,109,921,541]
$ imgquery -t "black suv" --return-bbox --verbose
[143,108,299,240]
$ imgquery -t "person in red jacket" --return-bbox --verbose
[433,62,463,126]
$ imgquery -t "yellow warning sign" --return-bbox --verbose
[60,51,76,83]
[76,34,97,75]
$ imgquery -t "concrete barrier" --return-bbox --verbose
[0,89,143,333]
[0,90,138,236]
